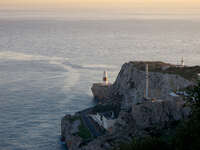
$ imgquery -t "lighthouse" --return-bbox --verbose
[103,71,109,85]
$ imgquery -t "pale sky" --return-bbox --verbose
[1,0,200,9]
[1,0,200,19]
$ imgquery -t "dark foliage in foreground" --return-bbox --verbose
[174,81,200,150]
[186,81,200,107]
[174,107,200,150]
[115,137,171,150]
[114,81,200,150]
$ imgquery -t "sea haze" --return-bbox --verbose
[0,13,200,150]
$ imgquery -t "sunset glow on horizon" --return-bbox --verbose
[1,0,200,19]
[1,0,200,9]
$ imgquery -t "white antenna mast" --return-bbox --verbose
[181,56,184,67]
[145,64,149,99]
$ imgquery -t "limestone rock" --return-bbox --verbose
[61,115,82,150]
[61,61,198,150]
[132,99,191,130]
[111,62,194,109]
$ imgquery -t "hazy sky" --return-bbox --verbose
[1,0,200,9]
[1,0,200,19]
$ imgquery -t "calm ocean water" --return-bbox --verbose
[0,15,200,150]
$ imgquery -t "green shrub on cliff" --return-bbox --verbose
[77,121,92,140]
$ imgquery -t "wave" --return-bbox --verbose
[48,60,80,92]
[0,51,116,69]
[0,51,68,62]
[64,62,117,71]
[0,51,80,92]
[80,64,117,70]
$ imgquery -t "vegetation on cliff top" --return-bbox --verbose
[114,81,200,150]
[130,61,200,82]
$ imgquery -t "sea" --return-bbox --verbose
[0,10,200,150]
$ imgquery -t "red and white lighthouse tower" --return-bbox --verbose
[103,71,109,85]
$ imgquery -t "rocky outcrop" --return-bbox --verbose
[61,101,191,150]
[61,115,82,150]
[132,99,191,131]
[61,61,199,150]
[110,62,194,109]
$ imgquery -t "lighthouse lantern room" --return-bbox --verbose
[103,71,109,85]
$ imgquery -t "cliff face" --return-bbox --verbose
[132,99,191,131]
[61,61,198,150]
[111,62,194,109]
[61,115,83,150]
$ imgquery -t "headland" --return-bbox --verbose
[61,61,200,150]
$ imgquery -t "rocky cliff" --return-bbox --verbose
[131,99,191,131]
[61,99,191,150]
[110,62,196,109]
[61,61,199,150]
[61,115,83,150]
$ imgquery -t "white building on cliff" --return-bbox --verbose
[90,111,116,131]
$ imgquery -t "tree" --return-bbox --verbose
[174,80,200,150]
[186,80,200,108]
